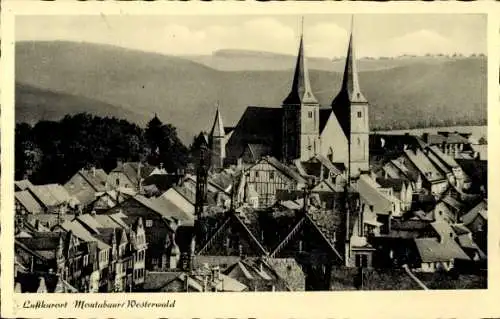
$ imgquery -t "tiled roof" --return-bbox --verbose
[428,146,459,168]
[245,144,272,163]
[451,223,471,236]
[133,195,175,223]
[441,195,464,211]
[262,156,306,184]
[356,175,393,215]
[15,180,34,191]
[404,149,445,182]
[430,222,456,241]
[375,177,405,192]
[58,220,110,250]
[15,190,43,214]
[151,196,195,223]
[142,271,183,291]
[30,184,76,208]
[112,162,157,185]
[462,200,487,225]
[414,238,469,262]
[78,168,109,192]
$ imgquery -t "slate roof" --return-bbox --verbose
[319,108,333,134]
[414,238,469,262]
[226,107,283,163]
[133,195,175,223]
[57,220,110,250]
[15,190,43,214]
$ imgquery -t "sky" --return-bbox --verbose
[16,14,486,58]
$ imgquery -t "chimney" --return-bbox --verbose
[422,133,429,143]
[160,162,164,170]
[92,166,96,177]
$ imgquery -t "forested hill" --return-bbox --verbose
[16,41,487,144]
[15,114,188,184]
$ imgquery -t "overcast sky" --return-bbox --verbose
[16,14,486,58]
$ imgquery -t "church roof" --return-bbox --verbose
[226,107,283,163]
[282,33,318,106]
[210,107,225,138]
[331,20,366,139]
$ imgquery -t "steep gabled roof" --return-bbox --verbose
[15,190,43,214]
[210,107,226,138]
[331,20,367,139]
[225,107,283,163]
[282,32,318,105]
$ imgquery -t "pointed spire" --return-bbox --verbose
[283,17,318,105]
[210,103,225,138]
[339,16,366,103]
[331,16,367,139]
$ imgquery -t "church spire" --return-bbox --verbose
[210,102,225,138]
[339,16,366,104]
[283,17,318,105]
[332,16,367,139]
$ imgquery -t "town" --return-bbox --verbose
[14,22,487,292]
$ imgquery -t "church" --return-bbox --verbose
[209,21,369,179]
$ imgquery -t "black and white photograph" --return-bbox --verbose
[12,12,488,296]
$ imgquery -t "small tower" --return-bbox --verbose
[282,18,320,163]
[209,105,226,170]
[331,17,369,178]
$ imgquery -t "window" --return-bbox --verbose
[255,171,259,178]
[146,220,153,228]
[357,111,362,118]
[269,172,274,179]
[308,111,313,118]
[116,178,120,186]
[355,254,369,268]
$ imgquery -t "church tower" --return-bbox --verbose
[209,106,226,169]
[331,18,369,178]
[282,20,320,163]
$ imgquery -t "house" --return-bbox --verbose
[356,174,401,221]
[73,213,148,291]
[15,190,43,215]
[26,183,79,214]
[15,179,34,191]
[64,167,110,207]
[223,258,293,291]
[141,269,247,292]
[15,273,78,293]
[375,177,413,212]
[403,148,449,196]
[15,231,100,292]
[413,237,470,272]
[244,156,307,207]
[219,22,370,180]
[107,162,158,192]
[461,200,487,254]
[156,186,196,220]
[104,195,175,271]
[422,132,470,158]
